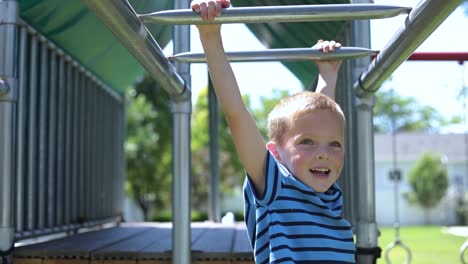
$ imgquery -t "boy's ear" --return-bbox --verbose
[266,141,281,162]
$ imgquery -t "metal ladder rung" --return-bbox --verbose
[139,4,411,25]
[169,47,378,63]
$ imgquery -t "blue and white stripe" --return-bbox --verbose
[244,152,355,263]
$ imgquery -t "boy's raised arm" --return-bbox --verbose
[193,0,267,195]
[313,40,342,101]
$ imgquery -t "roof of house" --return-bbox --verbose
[19,0,349,93]
[374,133,468,163]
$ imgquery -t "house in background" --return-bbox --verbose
[374,133,468,226]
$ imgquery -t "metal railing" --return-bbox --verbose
[13,21,125,240]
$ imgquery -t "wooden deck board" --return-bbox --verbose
[13,223,254,263]
[192,226,236,260]
[93,228,170,260]
[137,225,207,261]
[15,227,150,258]
[231,226,253,261]
[13,258,43,264]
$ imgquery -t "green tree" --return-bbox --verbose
[405,153,449,224]
[125,76,173,220]
[373,82,461,133]
[253,89,290,138]
[190,87,251,210]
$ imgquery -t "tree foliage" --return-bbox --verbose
[125,76,172,220]
[253,89,290,138]
[406,153,449,221]
[373,83,461,133]
[190,87,253,210]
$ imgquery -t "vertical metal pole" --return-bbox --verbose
[88,76,95,220]
[37,37,49,230]
[390,93,400,241]
[352,0,380,262]
[336,25,357,227]
[0,0,18,258]
[208,76,220,222]
[15,26,27,233]
[172,0,191,263]
[56,52,66,226]
[118,99,126,218]
[47,47,58,228]
[77,73,86,223]
[64,59,73,225]
[71,66,80,222]
[27,32,38,232]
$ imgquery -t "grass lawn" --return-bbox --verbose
[376,226,467,264]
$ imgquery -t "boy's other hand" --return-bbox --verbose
[313,39,343,73]
[191,0,231,22]
[313,39,342,53]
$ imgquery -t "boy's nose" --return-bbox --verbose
[315,146,329,160]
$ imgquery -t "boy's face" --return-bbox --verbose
[274,109,345,193]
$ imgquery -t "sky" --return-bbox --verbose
[164,0,468,133]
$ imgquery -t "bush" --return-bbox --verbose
[151,210,244,222]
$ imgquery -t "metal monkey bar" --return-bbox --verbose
[139,4,411,25]
[169,47,378,63]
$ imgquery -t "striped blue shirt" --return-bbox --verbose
[243,152,355,264]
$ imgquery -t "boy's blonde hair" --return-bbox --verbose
[267,91,345,144]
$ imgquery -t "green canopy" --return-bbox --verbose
[19,0,349,93]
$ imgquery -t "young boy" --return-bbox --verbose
[192,1,355,263]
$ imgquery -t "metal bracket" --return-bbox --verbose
[0,1,19,25]
[0,78,17,102]
[171,99,192,114]
[0,79,8,98]
[0,227,14,253]
[354,94,376,111]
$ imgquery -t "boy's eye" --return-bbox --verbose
[330,141,342,148]
[300,139,315,145]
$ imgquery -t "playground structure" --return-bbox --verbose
[0,0,466,264]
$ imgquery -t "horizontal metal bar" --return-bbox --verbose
[354,0,463,98]
[169,47,378,63]
[14,216,121,240]
[140,4,411,25]
[408,52,468,61]
[83,0,189,101]
[371,52,468,62]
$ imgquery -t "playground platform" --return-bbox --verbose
[13,222,253,264]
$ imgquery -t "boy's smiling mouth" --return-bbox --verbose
[310,167,331,177]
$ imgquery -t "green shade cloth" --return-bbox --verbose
[19,0,348,93]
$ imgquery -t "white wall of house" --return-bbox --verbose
[374,160,460,226]
[374,133,468,226]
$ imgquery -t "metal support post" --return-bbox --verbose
[171,100,192,264]
[172,0,191,263]
[354,96,380,264]
[352,0,380,263]
[0,0,19,261]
